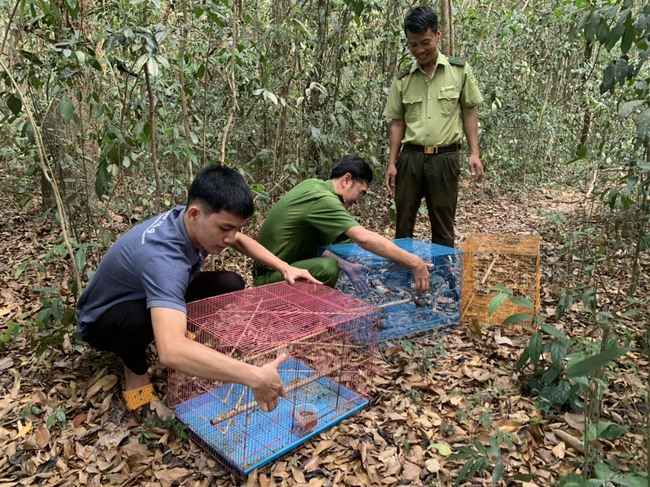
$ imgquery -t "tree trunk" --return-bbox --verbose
[579,41,593,148]
[144,62,161,213]
[439,0,454,56]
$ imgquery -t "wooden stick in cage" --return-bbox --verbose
[481,257,498,285]
[377,297,413,309]
[210,365,344,426]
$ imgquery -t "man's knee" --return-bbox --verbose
[309,258,340,287]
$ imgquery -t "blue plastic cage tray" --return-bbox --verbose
[175,358,368,476]
[322,238,463,345]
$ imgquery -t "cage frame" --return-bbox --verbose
[460,233,541,326]
[167,281,381,477]
[322,238,463,345]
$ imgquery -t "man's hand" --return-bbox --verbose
[340,261,369,294]
[411,257,433,294]
[282,266,323,285]
[469,154,484,183]
[385,164,398,193]
[251,353,289,412]
[321,250,368,293]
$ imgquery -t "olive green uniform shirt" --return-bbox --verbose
[383,51,483,146]
[253,179,360,275]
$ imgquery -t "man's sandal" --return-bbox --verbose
[122,383,160,411]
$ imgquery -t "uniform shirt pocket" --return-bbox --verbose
[437,87,460,116]
[403,94,423,123]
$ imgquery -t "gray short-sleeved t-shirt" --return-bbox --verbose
[77,206,205,335]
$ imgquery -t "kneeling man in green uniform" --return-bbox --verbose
[253,155,430,293]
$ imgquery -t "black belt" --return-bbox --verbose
[402,143,461,155]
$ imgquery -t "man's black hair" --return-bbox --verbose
[187,165,254,218]
[330,154,374,184]
[404,6,439,35]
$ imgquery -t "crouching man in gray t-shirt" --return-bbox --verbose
[77,166,321,415]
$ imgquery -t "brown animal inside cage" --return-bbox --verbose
[167,281,380,476]
[460,234,541,326]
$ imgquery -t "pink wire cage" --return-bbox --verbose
[167,281,381,476]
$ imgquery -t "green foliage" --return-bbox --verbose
[45,406,67,429]
[559,467,648,487]
[30,286,78,356]
[445,429,514,486]
[139,415,189,444]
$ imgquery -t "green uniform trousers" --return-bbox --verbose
[253,257,340,288]
[394,150,460,248]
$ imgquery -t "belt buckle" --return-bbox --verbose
[424,146,438,155]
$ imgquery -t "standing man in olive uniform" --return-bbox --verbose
[384,6,484,248]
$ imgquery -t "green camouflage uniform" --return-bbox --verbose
[383,51,482,248]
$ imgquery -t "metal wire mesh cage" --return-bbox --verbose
[168,281,381,477]
[460,234,541,326]
[322,238,463,344]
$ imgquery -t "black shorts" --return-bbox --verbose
[81,270,245,374]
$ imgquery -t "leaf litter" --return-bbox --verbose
[0,179,647,486]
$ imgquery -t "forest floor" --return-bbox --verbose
[0,173,648,487]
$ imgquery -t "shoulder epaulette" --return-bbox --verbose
[396,62,413,80]
[447,56,466,67]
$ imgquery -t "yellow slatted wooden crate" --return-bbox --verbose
[460,234,541,326]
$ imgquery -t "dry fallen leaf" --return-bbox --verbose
[0,357,13,371]
[552,441,566,459]
[86,374,118,399]
[13,421,32,440]
[33,424,51,449]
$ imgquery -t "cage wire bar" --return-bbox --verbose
[322,238,463,345]
[460,233,541,326]
[168,281,381,477]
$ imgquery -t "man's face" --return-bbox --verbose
[186,206,247,254]
[340,176,368,208]
[406,28,441,69]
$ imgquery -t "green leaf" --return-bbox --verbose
[64,0,79,19]
[605,8,629,51]
[487,286,513,294]
[60,97,74,123]
[455,459,475,486]
[514,347,530,372]
[196,63,205,79]
[600,62,615,93]
[597,421,628,440]
[50,298,63,321]
[540,323,567,340]
[639,233,650,252]
[618,100,645,118]
[488,293,509,316]
[527,332,543,367]
[620,22,634,54]
[75,250,86,272]
[636,108,650,145]
[611,473,649,487]
[550,339,567,370]
[14,262,28,279]
[7,93,22,115]
[429,442,453,456]
[585,11,600,41]
[615,57,629,85]
[565,346,629,378]
[594,462,612,480]
[95,165,109,199]
[508,296,534,310]
[492,461,504,485]
[503,313,533,324]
